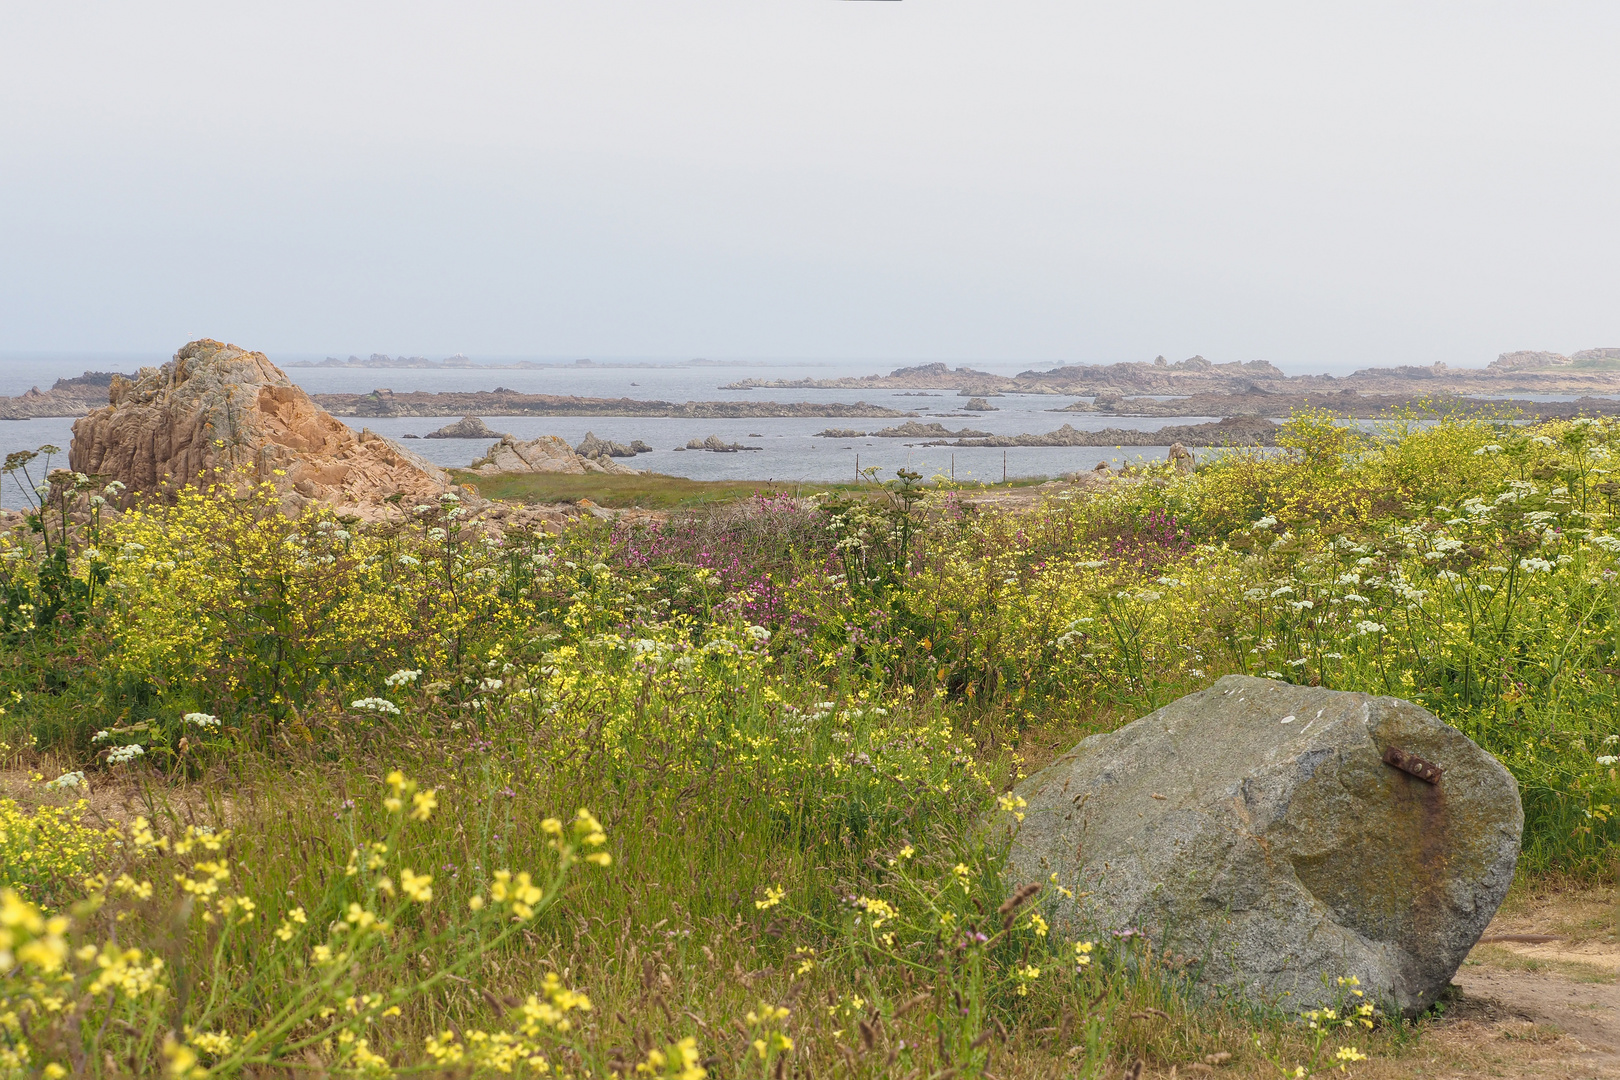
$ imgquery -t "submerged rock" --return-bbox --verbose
[1006,676,1521,1015]
[69,339,452,516]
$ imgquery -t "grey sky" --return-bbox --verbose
[2,2,1616,373]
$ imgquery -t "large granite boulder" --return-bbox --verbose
[1007,676,1521,1015]
[69,340,453,516]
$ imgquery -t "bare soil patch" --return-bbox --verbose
[1387,883,1620,1079]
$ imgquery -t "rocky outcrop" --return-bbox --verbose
[575,433,649,459]
[1006,676,1521,1015]
[815,428,866,439]
[0,372,131,420]
[424,416,509,439]
[864,421,992,439]
[961,398,999,411]
[680,436,759,453]
[68,340,452,515]
[1490,350,1571,371]
[946,416,1279,448]
[468,435,639,476]
[1573,347,1620,364]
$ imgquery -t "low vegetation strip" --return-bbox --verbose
[0,408,1617,1075]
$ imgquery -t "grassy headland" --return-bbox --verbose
[0,411,1615,1076]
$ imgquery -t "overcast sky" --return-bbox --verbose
[2,2,1616,373]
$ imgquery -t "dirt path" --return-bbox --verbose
[1349,884,1620,1079]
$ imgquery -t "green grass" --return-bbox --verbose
[454,469,1052,509]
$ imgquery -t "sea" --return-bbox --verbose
[0,352,1231,507]
[4,351,1601,508]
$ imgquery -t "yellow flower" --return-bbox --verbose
[163,1035,203,1078]
[410,789,438,821]
[400,868,433,903]
[755,885,784,910]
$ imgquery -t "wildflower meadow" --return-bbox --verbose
[0,410,1616,1076]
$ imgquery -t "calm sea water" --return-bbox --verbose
[0,353,1217,506]
[0,350,1426,506]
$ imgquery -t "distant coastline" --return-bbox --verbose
[284,354,761,370]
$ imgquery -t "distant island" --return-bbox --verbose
[7,348,1620,421]
[283,354,758,370]
[723,350,1620,396]
[311,389,913,420]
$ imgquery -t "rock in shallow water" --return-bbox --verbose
[1006,675,1521,1015]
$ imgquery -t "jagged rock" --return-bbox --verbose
[815,429,866,439]
[1489,350,1570,371]
[962,397,1000,411]
[576,432,640,458]
[630,440,654,454]
[68,340,453,516]
[0,372,129,420]
[1168,442,1195,473]
[868,421,993,439]
[684,436,760,453]
[469,435,639,475]
[424,416,508,439]
[1006,676,1521,1015]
